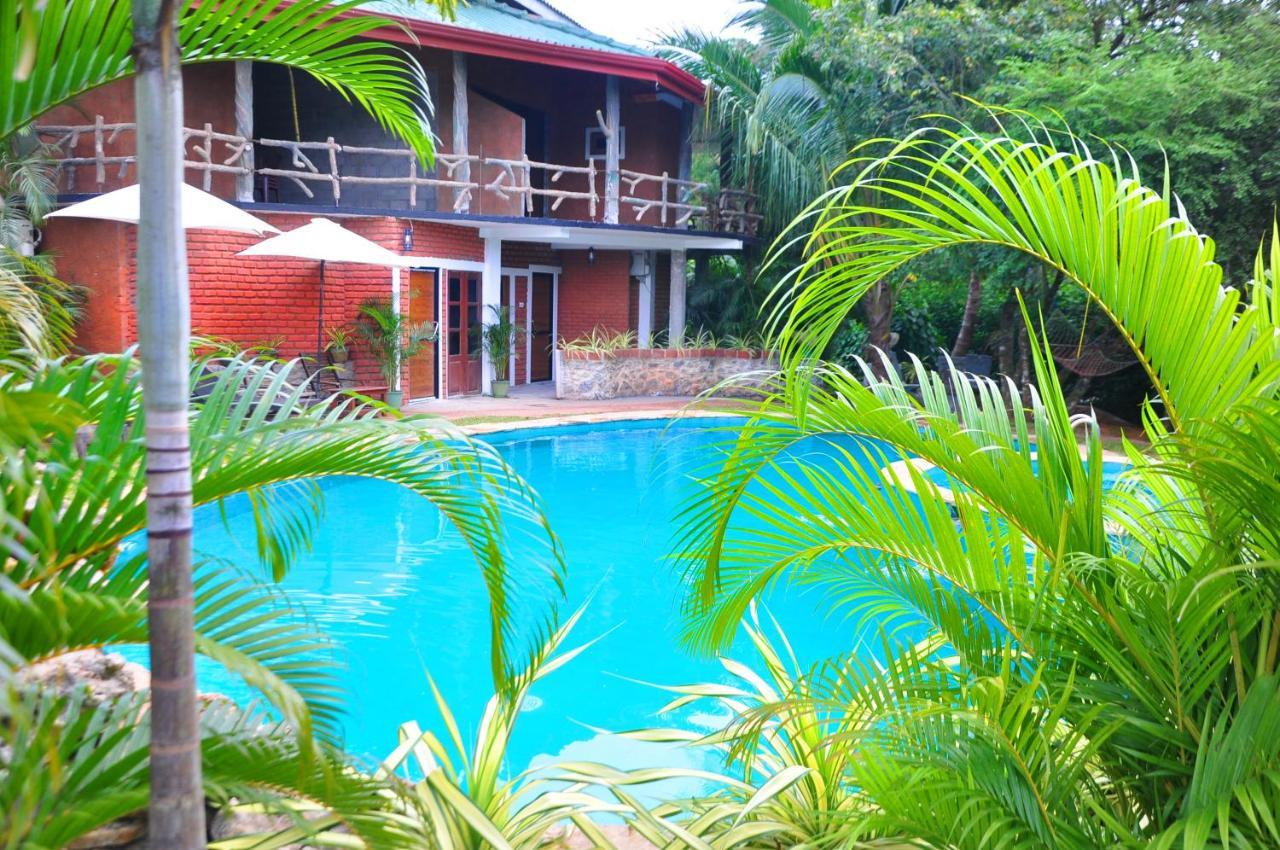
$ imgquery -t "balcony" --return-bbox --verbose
[36,117,762,237]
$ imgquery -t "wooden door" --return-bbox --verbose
[530,272,554,383]
[446,271,482,396]
[407,270,437,399]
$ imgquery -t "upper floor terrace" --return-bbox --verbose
[34,0,761,238]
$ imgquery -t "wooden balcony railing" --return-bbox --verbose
[36,119,760,236]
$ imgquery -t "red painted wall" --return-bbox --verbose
[37,48,687,228]
[37,64,239,198]
[429,49,686,224]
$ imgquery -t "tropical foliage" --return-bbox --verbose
[0,351,562,847]
[356,297,439,388]
[384,607,638,850]
[671,119,1280,848]
[673,0,1278,406]
[2,0,444,159]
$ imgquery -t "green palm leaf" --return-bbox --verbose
[766,115,1280,432]
[3,0,436,161]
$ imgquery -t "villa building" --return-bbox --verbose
[36,0,757,399]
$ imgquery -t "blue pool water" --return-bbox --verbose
[124,419,887,775]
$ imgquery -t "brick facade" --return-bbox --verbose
[45,215,685,399]
[558,248,631,343]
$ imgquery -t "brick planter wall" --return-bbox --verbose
[556,348,778,400]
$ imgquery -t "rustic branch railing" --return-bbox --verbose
[619,169,708,227]
[36,119,756,235]
[708,188,764,236]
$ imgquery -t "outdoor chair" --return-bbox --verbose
[296,354,388,406]
[934,351,996,411]
[189,357,289,419]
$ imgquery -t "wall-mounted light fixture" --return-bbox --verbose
[402,225,414,253]
[587,246,596,266]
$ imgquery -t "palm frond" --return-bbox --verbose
[766,116,1280,434]
[3,0,435,162]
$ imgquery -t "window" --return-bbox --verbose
[585,126,626,161]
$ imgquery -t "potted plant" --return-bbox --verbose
[325,325,353,364]
[355,298,437,409]
[480,305,523,398]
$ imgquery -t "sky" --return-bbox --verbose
[547,0,745,45]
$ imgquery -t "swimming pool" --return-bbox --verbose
[125,418,884,775]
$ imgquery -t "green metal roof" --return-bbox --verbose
[366,0,652,59]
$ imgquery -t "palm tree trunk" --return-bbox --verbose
[951,269,982,356]
[862,279,895,376]
[133,1,204,847]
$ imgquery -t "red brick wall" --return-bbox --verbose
[501,241,558,268]
[557,248,631,343]
[55,213,488,393]
[41,218,132,353]
[409,219,484,260]
[163,214,407,385]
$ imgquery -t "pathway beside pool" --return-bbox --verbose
[403,383,752,433]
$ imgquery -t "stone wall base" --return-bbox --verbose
[556,349,778,400]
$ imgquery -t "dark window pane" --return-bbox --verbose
[467,306,478,328]
[449,277,460,302]
[448,305,460,329]
[449,331,460,356]
[467,277,478,301]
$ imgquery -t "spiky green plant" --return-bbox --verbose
[0,353,563,848]
[674,117,1280,848]
[384,606,661,850]
[559,327,638,357]
[355,297,439,388]
[616,605,870,849]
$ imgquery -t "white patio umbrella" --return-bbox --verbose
[236,217,415,360]
[46,183,280,235]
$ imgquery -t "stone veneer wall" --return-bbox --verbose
[556,348,779,400]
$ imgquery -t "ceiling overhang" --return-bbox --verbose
[418,216,744,252]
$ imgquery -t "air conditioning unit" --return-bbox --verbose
[629,251,651,277]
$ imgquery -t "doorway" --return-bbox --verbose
[446,271,482,396]
[407,269,438,400]
[530,272,555,382]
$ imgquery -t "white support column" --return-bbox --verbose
[233,61,254,202]
[482,237,502,395]
[636,251,654,349]
[668,249,687,345]
[390,267,402,393]
[604,75,621,224]
[507,273,517,384]
[452,52,470,212]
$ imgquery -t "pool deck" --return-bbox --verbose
[402,384,1145,452]
[402,383,751,434]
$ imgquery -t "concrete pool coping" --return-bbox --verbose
[448,407,1133,498]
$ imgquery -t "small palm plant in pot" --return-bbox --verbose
[355,298,437,408]
[325,324,353,363]
[480,305,523,398]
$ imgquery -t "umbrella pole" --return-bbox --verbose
[317,259,326,364]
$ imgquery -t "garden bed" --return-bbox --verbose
[556,347,778,400]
